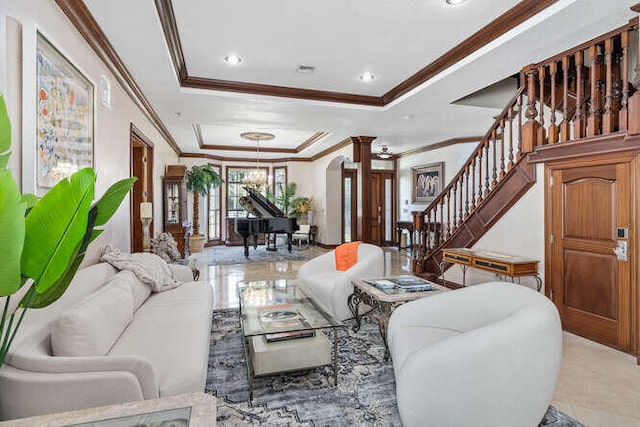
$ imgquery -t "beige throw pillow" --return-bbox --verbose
[51,281,134,357]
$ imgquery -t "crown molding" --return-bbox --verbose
[156,0,558,106]
[194,125,329,153]
[181,136,352,163]
[55,0,182,156]
[397,136,482,158]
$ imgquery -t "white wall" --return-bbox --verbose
[1,0,180,263]
[397,141,479,220]
[443,163,545,292]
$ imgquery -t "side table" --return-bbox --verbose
[348,278,448,361]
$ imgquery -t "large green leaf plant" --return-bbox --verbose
[0,94,136,366]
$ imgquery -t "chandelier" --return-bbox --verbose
[377,144,393,159]
[240,132,275,191]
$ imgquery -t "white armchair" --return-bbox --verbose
[292,224,312,247]
[297,243,383,320]
[387,282,562,427]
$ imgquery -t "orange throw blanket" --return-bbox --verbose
[335,241,361,271]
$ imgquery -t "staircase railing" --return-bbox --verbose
[521,19,636,151]
[411,19,637,274]
[411,86,525,273]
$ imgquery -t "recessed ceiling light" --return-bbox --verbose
[446,0,466,5]
[224,55,242,65]
[360,72,375,83]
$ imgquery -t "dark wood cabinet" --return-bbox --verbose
[163,165,190,258]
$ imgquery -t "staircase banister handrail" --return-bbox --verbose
[421,86,525,216]
[531,18,637,69]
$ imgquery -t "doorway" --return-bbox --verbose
[546,155,636,353]
[130,124,154,253]
[342,168,357,243]
[370,171,396,246]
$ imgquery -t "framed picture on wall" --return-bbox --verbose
[36,32,94,191]
[412,162,444,203]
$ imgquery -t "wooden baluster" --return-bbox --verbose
[538,65,547,145]
[574,50,585,139]
[458,176,463,225]
[603,37,616,134]
[471,156,477,211]
[484,140,490,197]
[464,166,470,219]
[522,67,540,153]
[452,182,457,230]
[559,56,571,142]
[620,30,630,131]
[477,147,483,203]
[446,191,451,238]
[425,210,432,252]
[548,61,559,143]
[499,118,506,179]
[508,106,515,169]
[491,131,498,188]
[438,197,445,244]
[517,92,523,158]
[587,44,603,137]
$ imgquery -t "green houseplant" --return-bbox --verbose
[186,164,223,253]
[268,182,313,222]
[0,94,136,366]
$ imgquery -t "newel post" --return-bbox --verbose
[521,66,541,154]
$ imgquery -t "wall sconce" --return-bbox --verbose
[140,202,153,252]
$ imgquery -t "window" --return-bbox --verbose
[226,167,268,218]
[273,166,287,211]
[207,165,222,241]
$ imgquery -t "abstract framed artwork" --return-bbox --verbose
[412,162,444,203]
[36,32,94,190]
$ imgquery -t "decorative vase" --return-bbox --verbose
[189,234,206,253]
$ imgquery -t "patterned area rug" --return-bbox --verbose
[206,309,582,426]
[207,245,313,266]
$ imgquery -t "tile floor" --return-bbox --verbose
[192,245,640,427]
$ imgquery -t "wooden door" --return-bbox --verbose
[130,126,154,253]
[370,171,395,246]
[547,158,634,352]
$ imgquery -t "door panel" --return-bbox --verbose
[369,172,396,246]
[549,160,632,351]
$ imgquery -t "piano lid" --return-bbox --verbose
[241,186,286,218]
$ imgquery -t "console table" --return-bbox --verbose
[440,248,542,291]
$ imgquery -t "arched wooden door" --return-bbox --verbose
[546,155,635,353]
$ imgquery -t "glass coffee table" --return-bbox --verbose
[238,279,344,400]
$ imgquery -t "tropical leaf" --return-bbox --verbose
[92,177,137,226]
[0,94,11,162]
[21,194,38,211]
[23,208,97,309]
[0,170,25,296]
[0,152,10,169]
[21,168,95,293]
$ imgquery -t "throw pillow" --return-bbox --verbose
[51,281,134,357]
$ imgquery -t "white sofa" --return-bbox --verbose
[387,282,562,427]
[0,261,213,421]
[297,243,384,320]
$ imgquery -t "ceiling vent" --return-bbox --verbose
[296,65,315,74]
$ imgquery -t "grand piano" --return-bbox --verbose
[234,186,298,258]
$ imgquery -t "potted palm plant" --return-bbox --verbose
[0,94,136,366]
[186,164,223,253]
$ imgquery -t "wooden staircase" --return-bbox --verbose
[411,18,638,278]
